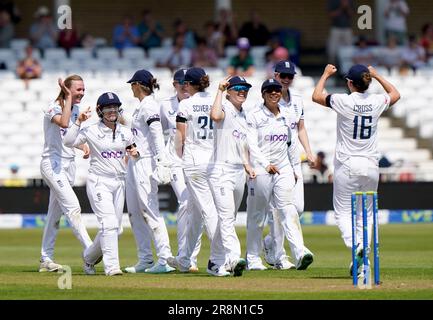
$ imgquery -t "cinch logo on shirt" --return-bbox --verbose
[264,134,289,142]
[101,151,124,158]
[131,128,138,136]
[232,129,247,140]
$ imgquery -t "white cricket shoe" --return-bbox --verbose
[124,261,154,273]
[83,262,96,275]
[274,258,296,270]
[144,263,175,274]
[107,269,123,276]
[263,235,276,266]
[247,262,268,271]
[206,260,230,277]
[39,260,63,273]
[167,256,190,273]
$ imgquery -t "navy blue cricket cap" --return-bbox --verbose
[173,68,187,82]
[97,92,122,107]
[274,60,297,75]
[261,79,282,93]
[127,69,153,86]
[227,76,252,90]
[345,64,369,84]
[184,67,206,85]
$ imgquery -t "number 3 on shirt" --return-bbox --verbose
[353,115,372,139]
[197,116,214,140]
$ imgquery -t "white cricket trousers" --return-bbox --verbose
[178,164,222,268]
[40,157,92,262]
[208,164,246,268]
[84,173,125,274]
[126,156,172,266]
[247,169,305,265]
[170,166,201,267]
[266,163,304,260]
[333,158,379,250]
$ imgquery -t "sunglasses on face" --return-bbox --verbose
[230,85,250,92]
[175,80,186,85]
[264,88,282,94]
[279,73,294,80]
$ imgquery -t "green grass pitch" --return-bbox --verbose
[0,224,432,300]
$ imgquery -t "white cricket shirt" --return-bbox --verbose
[279,89,305,165]
[177,91,214,166]
[130,95,161,158]
[160,95,182,166]
[42,102,79,160]
[327,92,391,163]
[64,121,134,177]
[246,104,295,173]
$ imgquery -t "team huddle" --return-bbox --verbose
[38,59,400,278]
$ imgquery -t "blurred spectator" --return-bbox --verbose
[138,9,164,53]
[310,151,333,183]
[190,37,217,68]
[58,24,80,55]
[112,15,140,51]
[0,0,21,25]
[204,21,224,57]
[226,37,254,77]
[173,18,196,49]
[379,155,393,182]
[420,23,433,59]
[217,8,238,47]
[384,0,409,45]
[327,0,355,64]
[265,46,289,78]
[238,10,270,46]
[378,35,402,72]
[352,35,377,66]
[401,35,427,71]
[0,9,13,48]
[29,6,58,53]
[265,36,282,63]
[2,164,27,187]
[80,33,96,52]
[156,33,191,72]
[16,45,42,89]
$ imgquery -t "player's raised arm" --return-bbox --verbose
[368,66,401,106]
[211,77,230,122]
[312,64,337,107]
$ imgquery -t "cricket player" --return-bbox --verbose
[171,67,224,276]
[312,64,400,274]
[64,92,137,276]
[209,75,270,277]
[124,69,175,274]
[39,75,92,272]
[246,79,314,271]
[263,60,315,269]
[160,69,201,271]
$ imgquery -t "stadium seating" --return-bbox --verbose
[0,44,432,184]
